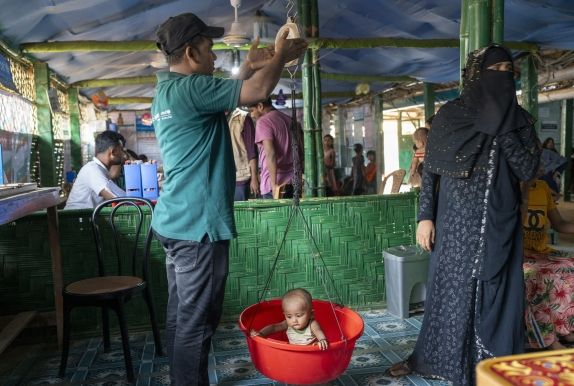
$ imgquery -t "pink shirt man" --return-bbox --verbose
[254,110,294,196]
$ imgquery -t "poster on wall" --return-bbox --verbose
[136,112,154,132]
[0,130,32,183]
[0,53,17,92]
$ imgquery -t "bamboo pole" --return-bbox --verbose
[21,38,537,53]
[34,62,56,187]
[520,55,539,131]
[460,0,470,86]
[491,0,504,44]
[300,0,316,197]
[468,0,491,52]
[68,88,82,172]
[374,95,385,192]
[561,99,573,201]
[423,83,435,123]
[311,0,325,197]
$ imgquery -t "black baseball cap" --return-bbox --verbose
[156,13,224,55]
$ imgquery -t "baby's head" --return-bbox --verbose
[413,127,429,150]
[282,288,313,331]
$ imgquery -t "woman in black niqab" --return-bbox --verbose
[388,45,540,385]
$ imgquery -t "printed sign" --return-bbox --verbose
[0,53,17,92]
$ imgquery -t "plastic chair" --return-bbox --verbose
[378,169,406,194]
[59,197,163,382]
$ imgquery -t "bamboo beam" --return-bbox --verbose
[109,97,154,105]
[72,71,414,89]
[21,38,538,53]
[72,76,156,88]
[321,73,414,83]
[108,91,360,105]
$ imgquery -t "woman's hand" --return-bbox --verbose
[416,220,435,252]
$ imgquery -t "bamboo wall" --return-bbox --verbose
[0,193,416,334]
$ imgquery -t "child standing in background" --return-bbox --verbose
[408,127,429,188]
[365,150,377,194]
[351,143,365,195]
[323,134,339,196]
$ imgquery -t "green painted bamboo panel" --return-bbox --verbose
[0,193,416,333]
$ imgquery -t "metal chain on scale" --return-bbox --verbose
[253,1,346,342]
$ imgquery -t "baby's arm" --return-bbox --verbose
[250,320,288,338]
[310,320,328,350]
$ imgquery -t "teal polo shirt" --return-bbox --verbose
[151,71,242,241]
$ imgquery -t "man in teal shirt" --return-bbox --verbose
[152,13,306,386]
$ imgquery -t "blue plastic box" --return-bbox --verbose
[123,163,143,197]
[141,163,159,199]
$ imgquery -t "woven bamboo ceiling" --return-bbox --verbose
[1,0,573,110]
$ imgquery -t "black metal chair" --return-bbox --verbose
[59,197,163,382]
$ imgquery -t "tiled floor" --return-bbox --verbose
[0,309,451,386]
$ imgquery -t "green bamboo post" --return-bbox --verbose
[561,100,573,201]
[68,88,82,172]
[460,0,470,86]
[311,0,325,197]
[300,0,316,197]
[336,108,346,168]
[491,0,504,44]
[34,62,57,187]
[374,95,385,191]
[520,55,539,132]
[423,83,435,123]
[468,0,491,52]
[313,53,325,197]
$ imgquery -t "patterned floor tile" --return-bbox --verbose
[0,309,459,386]
[368,320,419,335]
[348,371,414,386]
[85,364,133,382]
[212,334,249,353]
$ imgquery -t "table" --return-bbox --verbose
[0,187,64,353]
[476,348,574,385]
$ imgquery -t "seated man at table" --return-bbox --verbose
[64,131,126,210]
